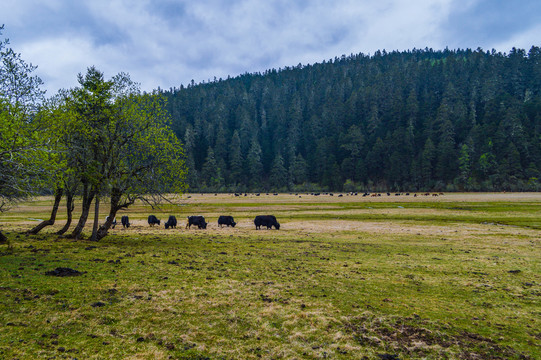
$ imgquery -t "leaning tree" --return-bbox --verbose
[27,91,81,235]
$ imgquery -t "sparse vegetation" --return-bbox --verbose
[0,193,540,359]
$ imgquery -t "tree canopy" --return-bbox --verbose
[0,25,47,214]
[1,43,187,240]
[61,67,187,240]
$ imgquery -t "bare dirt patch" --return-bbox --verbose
[45,267,84,277]
[345,315,530,360]
[281,219,538,239]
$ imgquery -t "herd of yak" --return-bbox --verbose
[108,215,280,230]
[105,192,443,231]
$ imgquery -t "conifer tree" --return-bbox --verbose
[269,153,287,190]
[246,137,263,188]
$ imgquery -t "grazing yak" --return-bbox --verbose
[254,215,280,230]
[106,216,117,229]
[121,216,130,228]
[164,215,177,229]
[186,215,207,229]
[148,215,160,226]
[218,215,236,227]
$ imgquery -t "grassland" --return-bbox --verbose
[0,192,540,359]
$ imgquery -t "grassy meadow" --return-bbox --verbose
[0,192,540,359]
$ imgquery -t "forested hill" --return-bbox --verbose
[162,47,541,192]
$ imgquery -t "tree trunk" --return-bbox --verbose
[95,188,122,241]
[28,187,63,234]
[90,196,100,241]
[69,184,96,239]
[96,210,117,241]
[56,188,75,235]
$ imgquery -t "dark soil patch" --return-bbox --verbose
[378,354,400,360]
[45,267,84,277]
[344,316,530,359]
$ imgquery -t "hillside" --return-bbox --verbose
[163,47,541,192]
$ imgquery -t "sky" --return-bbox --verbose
[3,0,541,95]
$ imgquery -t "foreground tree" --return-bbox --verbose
[94,83,187,240]
[27,92,79,235]
[0,25,47,241]
[63,67,115,239]
[60,67,186,240]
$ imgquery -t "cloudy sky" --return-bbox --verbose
[3,0,541,95]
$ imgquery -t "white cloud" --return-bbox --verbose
[3,0,541,94]
[355,0,454,51]
[489,24,541,53]
[19,37,99,94]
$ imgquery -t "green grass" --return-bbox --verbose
[0,193,540,359]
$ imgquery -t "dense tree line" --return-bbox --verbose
[163,47,541,192]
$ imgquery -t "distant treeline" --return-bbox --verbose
[162,47,541,192]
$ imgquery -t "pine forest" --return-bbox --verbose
[162,47,541,192]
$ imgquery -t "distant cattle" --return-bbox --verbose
[121,216,130,228]
[186,216,207,229]
[218,215,236,228]
[254,215,280,230]
[106,216,117,229]
[164,215,177,229]
[148,215,160,226]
